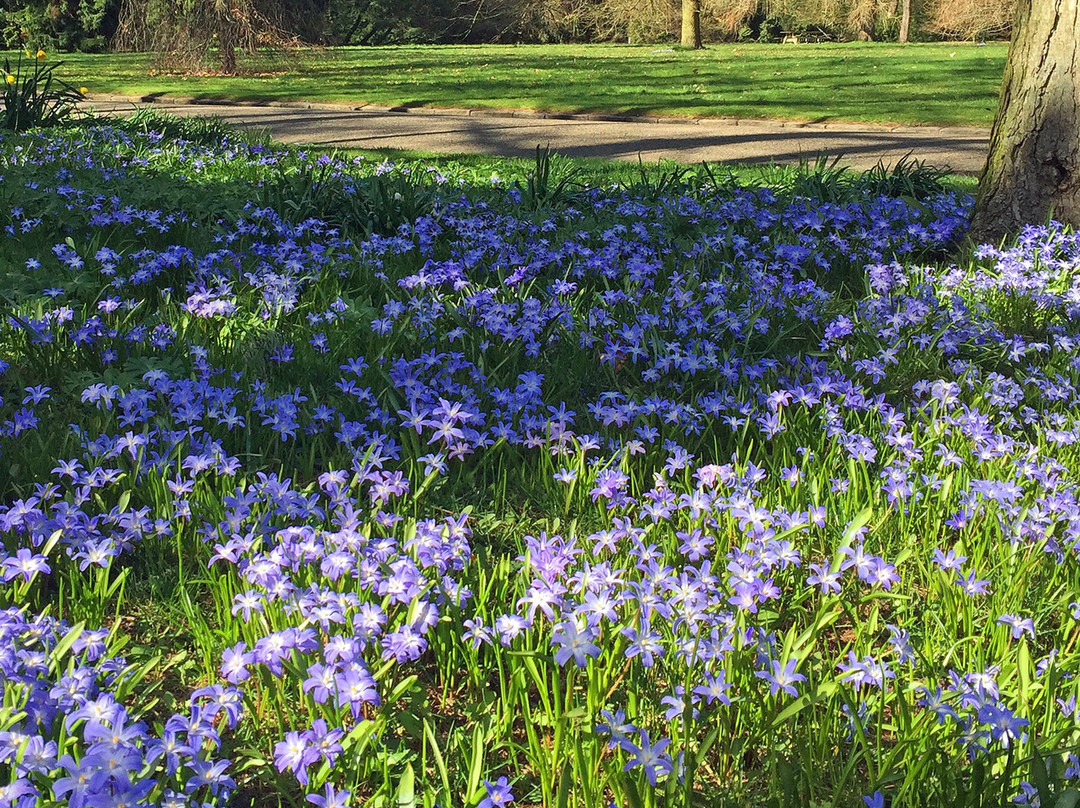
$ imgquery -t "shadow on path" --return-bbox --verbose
[85,100,991,173]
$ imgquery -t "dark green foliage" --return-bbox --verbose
[860,155,952,198]
[519,144,585,211]
[754,153,950,204]
[118,106,251,147]
[256,156,437,236]
[0,0,119,51]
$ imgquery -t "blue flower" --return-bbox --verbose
[619,729,673,787]
[479,776,515,808]
[755,658,806,698]
[551,620,600,668]
[863,791,884,808]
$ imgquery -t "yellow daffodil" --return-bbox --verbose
[36,49,46,60]
[4,74,14,86]
[79,87,88,95]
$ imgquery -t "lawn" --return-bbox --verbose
[1,107,1078,808]
[48,42,1007,127]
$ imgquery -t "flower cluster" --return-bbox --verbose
[0,608,238,807]
[1,119,1079,806]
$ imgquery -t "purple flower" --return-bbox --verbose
[187,758,237,795]
[595,709,635,749]
[806,561,841,594]
[52,754,102,806]
[661,686,699,721]
[0,779,38,806]
[334,666,381,718]
[144,731,194,777]
[551,620,600,668]
[978,704,1029,749]
[590,468,629,503]
[693,671,733,706]
[220,643,252,683]
[274,730,319,786]
[996,614,1035,640]
[303,662,337,704]
[381,625,428,663]
[955,570,991,596]
[494,614,529,646]
[307,783,351,808]
[479,776,515,808]
[1,549,50,582]
[619,729,673,786]
[621,625,663,668]
[309,719,344,765]
[755,658,806,698]
[931,547,966,572]
[462,618,492,648]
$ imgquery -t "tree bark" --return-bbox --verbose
[681,0,701,48]
[969,0,1079,242]
[898,0,911,41]
[215,0,239,74]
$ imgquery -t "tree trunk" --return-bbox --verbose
[218,35,238,74]
[969,0,1079,242]
[681,0,701,49]
[215,0,239,74]
[898,0,911,42]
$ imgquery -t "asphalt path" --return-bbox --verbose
[83,95,991,174]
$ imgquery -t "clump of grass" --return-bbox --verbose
[2,49,85,132]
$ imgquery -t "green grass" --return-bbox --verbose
[47,42,1006,127]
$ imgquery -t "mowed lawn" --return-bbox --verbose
[56,42,1006,127]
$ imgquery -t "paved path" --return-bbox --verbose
[84,95,990,174]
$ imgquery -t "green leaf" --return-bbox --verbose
[397,763,416,808]
[466,723,485,803]
[770,681,837,730]
[696,725,721,764]
[388,674,419,705]
[1017,640,1032,707]
[342,719,379,755]
[41,528,64,558]
[619,772,644,808]
[233,747,270,771]
[47,621,85,673]
[1053,789,1080,808]
[557,760,573,808]
[424,720,452,803]
[1030,745,1052,806]
[841,505,873,544]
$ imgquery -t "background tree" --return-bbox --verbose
[113,0,320,73]
[898,0,910,40]
[3,0,1025,47]
[969,0,1078,241]
[923,0,1013,39]
[682,0,702,45]
[1,0,119,50]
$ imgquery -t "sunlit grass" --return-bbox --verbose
[32,42,1008,127]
